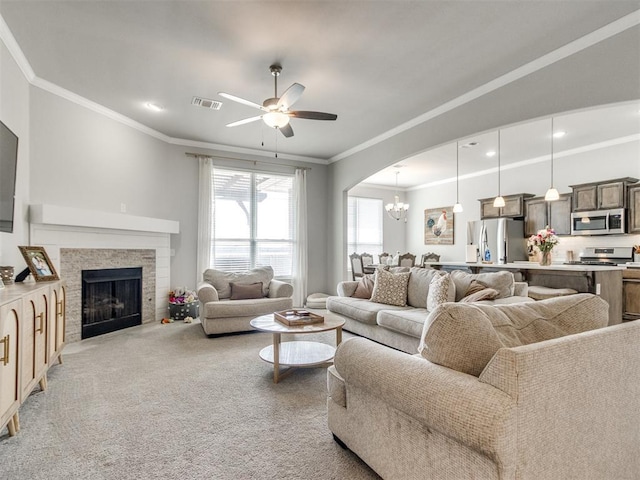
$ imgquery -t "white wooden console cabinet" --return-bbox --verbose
[0,280,65,437]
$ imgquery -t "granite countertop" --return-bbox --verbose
[426,261,627,271]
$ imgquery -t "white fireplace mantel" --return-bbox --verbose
[30,204,179,234]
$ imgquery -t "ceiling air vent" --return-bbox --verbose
[191,96,222,110]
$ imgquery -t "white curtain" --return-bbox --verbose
[292,168,308,307]
[196,156,213,287]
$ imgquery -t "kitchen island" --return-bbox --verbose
[425,261,624,325]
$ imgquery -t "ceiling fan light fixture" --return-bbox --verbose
[263,111,290,129]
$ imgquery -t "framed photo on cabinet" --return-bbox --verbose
[19,246,59,282]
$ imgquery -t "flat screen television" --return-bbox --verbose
[0,120,18,233]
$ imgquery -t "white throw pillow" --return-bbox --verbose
[426,272,456,312]
[370,268,411,307]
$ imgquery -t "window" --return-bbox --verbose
[210,168,294,278]
[347,196,383,256]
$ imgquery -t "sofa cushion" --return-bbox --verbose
[426,272,456,312]
[407,267,441,308]
[203,266,273,299]
[327,296,411,325]
[229,282,264,300]
[450,270,515,301]
[418,293,609,376]
[459,288,499,303]
[370,268,411,307]
[352,274,375,299]
[377,308,428,339]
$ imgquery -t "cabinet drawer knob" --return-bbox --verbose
[1,334,9,366]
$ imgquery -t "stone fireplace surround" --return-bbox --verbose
[61,249,155,343]
[29,204,179,343]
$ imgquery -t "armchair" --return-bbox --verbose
[197,266,293,335]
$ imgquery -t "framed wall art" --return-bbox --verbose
[424,206,454,245]
[19,246,59,282]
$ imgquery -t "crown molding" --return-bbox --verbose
[0,13,328,166]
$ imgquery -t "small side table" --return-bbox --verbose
[249,311,345,383]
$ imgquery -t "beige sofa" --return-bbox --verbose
[197,266,293,335]
[328,294,640,479]
[327,268,533,353]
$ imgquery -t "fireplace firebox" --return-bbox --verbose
[82,267,142,339]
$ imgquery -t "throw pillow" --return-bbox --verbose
[419,293,609,376]
[426,272,456,312]
[459,288,499,303]
[229,282,264,300]
[352,274,375,299]
[463,279,487,298]
[370,268,411,307]
[450,270,515,301]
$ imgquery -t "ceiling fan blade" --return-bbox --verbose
[277,83,305,110]
[226,115,263,127]
[219,92,266,111]
[279,123,294,138]
[289,110,338,121]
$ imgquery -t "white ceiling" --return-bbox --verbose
[363,101,640,189]
[1,1,639,178]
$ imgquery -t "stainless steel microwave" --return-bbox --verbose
[570,208,626,235]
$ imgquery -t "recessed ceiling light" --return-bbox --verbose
[486,150,496,157]
[552,131,566,138]
[145,102,164,112]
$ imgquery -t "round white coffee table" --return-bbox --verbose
[249,311,345,383]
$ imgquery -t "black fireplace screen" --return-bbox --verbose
[82,267,142,339]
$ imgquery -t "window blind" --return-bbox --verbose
[211,168,294,277]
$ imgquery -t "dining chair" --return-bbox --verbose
[349,252,365,281]
[420,252,441,266]
[378,252,390,264]
[398,253,416,267]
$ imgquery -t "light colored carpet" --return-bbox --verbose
[0,320,379,480]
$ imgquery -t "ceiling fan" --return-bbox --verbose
[219,64,337,138]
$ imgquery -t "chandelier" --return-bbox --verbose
[385,170,409,222]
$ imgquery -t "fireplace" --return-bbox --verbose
[82,267,143,339]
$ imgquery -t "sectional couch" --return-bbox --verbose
[326,267,533,353]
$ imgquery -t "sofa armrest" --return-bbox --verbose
[513,281,528,297]
[337,281,358,297]
[334,337,515,463]
[197,282,219,303]
[268,279,293,298]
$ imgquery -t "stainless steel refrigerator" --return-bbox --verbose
[466,218,527,264]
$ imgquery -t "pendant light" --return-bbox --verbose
[385,169,410,222]
[544,117,560,201]
[452,142,463,213]
[493,130,505,208]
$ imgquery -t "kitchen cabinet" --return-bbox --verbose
[0,281,65,437]
[629,184,640,234]
[0,298,21,437]
[524,194,572,236]
[479,193,534,219]
[570,177,638,212]
[623,268,640,321]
